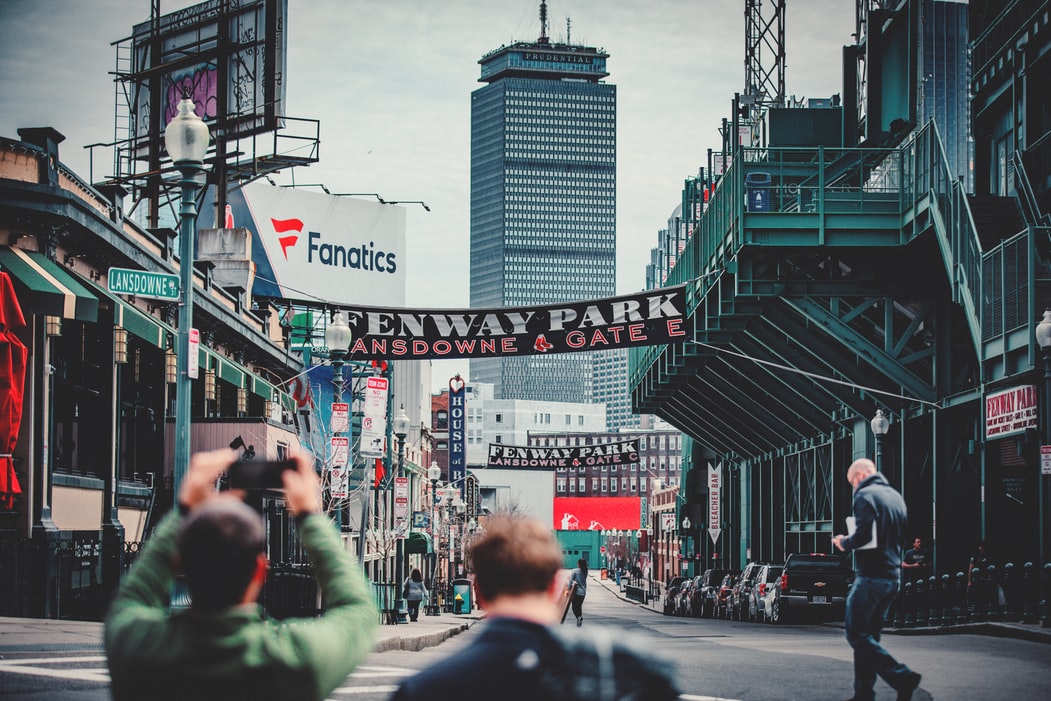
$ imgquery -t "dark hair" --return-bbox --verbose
[468,514,562,603]
[577,558,589,575]
[411,568,423,582]
[178,499,265,611]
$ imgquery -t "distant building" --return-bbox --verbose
[469,9,616,403]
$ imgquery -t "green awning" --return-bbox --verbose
[406,532,432,554]
[0,246,98,321]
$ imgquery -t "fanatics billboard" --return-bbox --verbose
[341,286,687,361]
[554,497,643,531]
[487,439,639,469]
[213,181,407,307]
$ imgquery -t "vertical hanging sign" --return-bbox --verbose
[707,462,722,544]
[449,375,466,496]
[360,376,389,457]
[394,476,409,538]
[330,402,349,434]
[331,436,349,468]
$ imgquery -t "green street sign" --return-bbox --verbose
[107,267,180,300]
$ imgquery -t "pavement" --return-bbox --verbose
[3,574,1049,658]
[0,609,481,657]
[592,573,1051,645]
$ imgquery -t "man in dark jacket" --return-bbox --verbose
[392,514,678,701]
[833,458,921,701]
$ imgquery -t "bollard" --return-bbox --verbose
[955,572,969,625]
[1022,562,1037,624]
[1042,563,1051,628]
[986,564,1000,621]
[939,573,954,627]
[915,578,928,627]
[903,580,915,627]
[969,566,985,622]
[1002,563,1017,621]
[927,575,940,626]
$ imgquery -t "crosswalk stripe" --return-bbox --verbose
[330,684,401,696]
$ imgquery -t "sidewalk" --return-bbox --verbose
[0,609,480,656]
[592,575,1051,644]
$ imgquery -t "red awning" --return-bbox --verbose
[0,271,26,509]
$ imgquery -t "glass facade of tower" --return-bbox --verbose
[921,0,972,192]
[470,40,616,402]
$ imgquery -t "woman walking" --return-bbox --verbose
[567,558,588,626]
[402,569,429,622]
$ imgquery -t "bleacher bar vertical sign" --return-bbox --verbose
[708,463,722,544]
[449,375,466,495]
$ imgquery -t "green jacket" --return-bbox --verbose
[105,510,378,701]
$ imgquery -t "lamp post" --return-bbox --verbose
[1035,310,1051,586]
[392,405,410,618]
[426,463,442,615]
[681,516,692,577]
[164,97,210,501]
[324,310,352,538]
[441,483,457,609]
[871,409,890,473]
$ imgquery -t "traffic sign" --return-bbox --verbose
[108,267,180,300]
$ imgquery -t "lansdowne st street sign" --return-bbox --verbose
[108,267,180,300]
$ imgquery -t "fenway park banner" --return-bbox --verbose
[487,439,639,469]
[341,285,687,361]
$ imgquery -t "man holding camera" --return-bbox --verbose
[105,448,377,701]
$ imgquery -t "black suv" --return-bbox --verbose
[696,568,736,618]
[769,553,853,624]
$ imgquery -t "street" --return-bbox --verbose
[2,578,1050,700]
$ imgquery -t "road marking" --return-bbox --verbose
[680,695,743,701]
[0,655,110,683]
[330,684,401,696]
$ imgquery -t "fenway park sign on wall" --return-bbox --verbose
[342,285,688,360]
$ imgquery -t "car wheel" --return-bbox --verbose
[771,599,781,624]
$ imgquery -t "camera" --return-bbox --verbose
[227,459,296,490]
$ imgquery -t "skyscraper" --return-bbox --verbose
[470,3,616,403]
[919,0,972,192]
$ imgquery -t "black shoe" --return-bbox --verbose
[896,671,921,701]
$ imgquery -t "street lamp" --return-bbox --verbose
[681,516,692,577]
[392,405,410,618]
[426,462,441,615]
[165,96,210,501]
[324,310,352,531]
[871,409,890,472]
[1035,310,1051,594]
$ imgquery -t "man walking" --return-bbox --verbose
[833,458,921,701]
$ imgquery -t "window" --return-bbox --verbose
[495,434,502,444]
[565,414,571,425]
[579,415,584,426]
[610,480,617,493]
[557,478,566,493]
[579,477,587,491]
[495,413,503,423]
[640,437,647,449]
[640,477,647,491]
[436,410,448,430]
[570,479,576,493]
[601,479,608,493]
[591,477,600,491]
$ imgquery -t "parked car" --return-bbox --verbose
[662,576,687,615]
[729,562,764,621]
[696,568,737,618]
[677,577,699,616]
[753,564,783,623]
[715,572,738,619]
[768,553,853,624]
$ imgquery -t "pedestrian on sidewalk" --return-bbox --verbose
[567,558,588,627]
[105,448,377,701]
[391,514,678,701]
[833,458,922,701]
[402,568,428,622]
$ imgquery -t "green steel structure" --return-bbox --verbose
[631,121,1051,574]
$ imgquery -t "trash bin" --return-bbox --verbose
[746,171,772,212]
[452,578,471,614]
[600,568,608,580]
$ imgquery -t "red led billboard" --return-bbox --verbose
[553,497,642,531]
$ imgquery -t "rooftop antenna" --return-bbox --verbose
[566,16,571,44]
[539,1,549,44]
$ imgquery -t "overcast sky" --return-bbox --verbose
[0,0,856,385]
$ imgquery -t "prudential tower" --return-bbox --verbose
[470,2,616,402]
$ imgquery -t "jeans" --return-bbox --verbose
[845,576,914,700]
[571,594,585,620]
[406,599,421,621]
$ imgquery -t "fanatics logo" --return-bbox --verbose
[271,218,303,259]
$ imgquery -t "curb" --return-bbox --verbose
[372,619,478,652]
